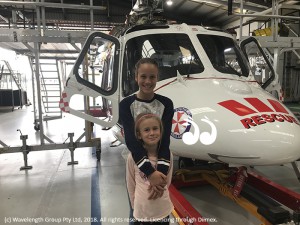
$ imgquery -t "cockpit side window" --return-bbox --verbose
[197,34,250,77]
[122,33,204,97]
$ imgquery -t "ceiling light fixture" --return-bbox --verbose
[166,0,173,6]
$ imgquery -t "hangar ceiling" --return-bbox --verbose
[0,0,299,60]
[0,0,298,31]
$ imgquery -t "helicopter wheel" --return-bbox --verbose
[178,157,194,169]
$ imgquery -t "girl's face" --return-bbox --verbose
[135,63,158,97]
[137,118,161,147]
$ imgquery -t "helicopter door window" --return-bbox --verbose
[75,37,117,93]
[240,37,275,89]
[72,33,120,121]
[197,34,249,77]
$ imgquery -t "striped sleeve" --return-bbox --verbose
[156,95,174,175]
[119,96,155,177]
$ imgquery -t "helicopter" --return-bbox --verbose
[59,0,300,167]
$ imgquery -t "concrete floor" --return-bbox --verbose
[0,105,300,225]
[0,106,129,225]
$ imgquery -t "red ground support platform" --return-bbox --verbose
[169,184,209,225]
[247,171,300,211]
[170,167,300,224]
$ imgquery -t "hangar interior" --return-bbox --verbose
[1,0,300,225]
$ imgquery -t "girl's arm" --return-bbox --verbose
[126,154,136,208]
[120,98,155,177]
[166,153,174,187]
[157,96,174,175]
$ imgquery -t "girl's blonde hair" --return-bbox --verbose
[135,113,164,142]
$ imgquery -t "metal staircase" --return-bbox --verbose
[1,60,22,90]
[31,58,62,121]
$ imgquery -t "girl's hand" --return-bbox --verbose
[148,170,167,186]
[147,171,167,200]
[148,185,165,200]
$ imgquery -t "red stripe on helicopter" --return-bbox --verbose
[267,99,289,114]
[218,98,299,129]
[245,98,273,112]
[218,100,257,116]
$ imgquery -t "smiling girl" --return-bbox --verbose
[126,113,173,225]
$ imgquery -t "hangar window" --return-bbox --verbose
[197,34,250,77]
[122,33,204,97]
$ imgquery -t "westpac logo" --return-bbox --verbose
[218,98,300,129]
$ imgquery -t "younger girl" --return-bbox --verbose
[126,113,174,225]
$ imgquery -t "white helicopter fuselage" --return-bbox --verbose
[155,76,300,165]
[61,23,300,166]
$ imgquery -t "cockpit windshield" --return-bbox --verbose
[122,33,204,96]
[197,34,250,77]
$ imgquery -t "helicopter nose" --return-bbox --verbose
[202,113,300,166]
[240,122,300,165]
[262,125,300,163]
[215,95,300,165]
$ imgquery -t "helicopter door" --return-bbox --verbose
[240,37,275,90]
[61,32,120,127]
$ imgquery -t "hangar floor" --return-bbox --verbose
[0,105,299,225]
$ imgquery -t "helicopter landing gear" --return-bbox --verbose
[178,157,194,169]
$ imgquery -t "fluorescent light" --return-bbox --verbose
[166,0,173,6]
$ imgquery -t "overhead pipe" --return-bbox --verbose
[189,0,267,13]
[235,13,300,20]
[225,1,299,29]
[234,1,300,24]
[0,1,106,10]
